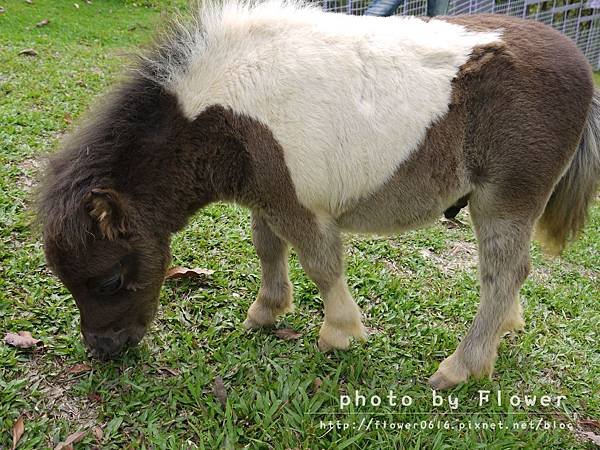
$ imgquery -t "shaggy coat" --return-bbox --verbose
[39,1,600,389]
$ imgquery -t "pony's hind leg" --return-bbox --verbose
[244,213,293,328]
[295,225,367,351]
[429,197,533,389]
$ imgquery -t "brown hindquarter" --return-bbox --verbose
[338,14,592,233]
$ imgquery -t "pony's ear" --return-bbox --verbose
[84,188,130,240]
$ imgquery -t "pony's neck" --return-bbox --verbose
[129,105,251,234]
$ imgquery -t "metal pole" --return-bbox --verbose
[427,0,450,15]
[364,0,405,16]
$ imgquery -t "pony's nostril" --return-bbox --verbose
[85,333,121,357]
[83,328,139,359]
[96,335,113,346]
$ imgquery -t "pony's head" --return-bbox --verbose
[38,77,189,359]
[37,10,254,358]
[41,186,172,359]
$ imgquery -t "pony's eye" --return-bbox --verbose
[97,272,123,295]
[90,264,124,296]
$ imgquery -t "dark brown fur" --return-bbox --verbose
[39,71,318,357]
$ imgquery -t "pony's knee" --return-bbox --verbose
[299,252,342,290]
[257,280,293,310]
[252,217,286,262]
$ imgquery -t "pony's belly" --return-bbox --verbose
[336,196,446,235]
[333,150,470,235]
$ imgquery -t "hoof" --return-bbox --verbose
[512,317,526,332]
[354,324,369,342]
[243,304,274,329]
[243,316,270,330]
[429,370,464,391]
[243,299,292,329]
[318,336,339,352]
[318,321,367,352]
[428,352,470,390]
[508,313,525,333]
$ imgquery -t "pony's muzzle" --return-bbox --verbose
[83,328,143,360]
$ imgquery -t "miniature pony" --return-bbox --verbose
[39,1,600,389]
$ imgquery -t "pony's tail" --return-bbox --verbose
[536,89,600,255]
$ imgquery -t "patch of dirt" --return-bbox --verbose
[574,424,600,447]
[440,216,471,230]
[538,367,562,388]
[529,260,598,284]
[53,129,67,141]
[16,157,43,193]
[419,240,478,275]
[560,260,599,282]
[6,231,25,251]
[20,356,100,430]
[529,266,553,284]
[383,259,416,277]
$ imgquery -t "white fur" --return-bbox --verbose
[160,1,501,216]
[319,276,367,350]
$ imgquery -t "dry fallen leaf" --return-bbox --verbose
[73,3,79,9]
[65,363,92,375]
[5,331,42,349]
[63,113,73,124]
[54,430,87,450]
[36,18,49,27]
[311,377,323,394]
[18,48,38,56]
[92,426,103,442]
[579,419,600,430]
[579,430,600,446]
[213,376,227,407]
[441,218,466,229]
[157,366,180,376]
[0,7,6,14]
[87,392,102,403]
[25,0,32,4]
[165,266,214,280]
[12,415,25,450]
[272,328,302,341]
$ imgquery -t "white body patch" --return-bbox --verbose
[163,1,500,216]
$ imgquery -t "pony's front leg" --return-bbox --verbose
[295,226,367,351]
[243,213,293,328]
[429,211,530,390]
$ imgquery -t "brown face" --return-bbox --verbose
[43,189,171,359]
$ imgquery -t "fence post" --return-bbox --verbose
[364,0,449,16]
[364,0,405,16]
[427,0,450,16]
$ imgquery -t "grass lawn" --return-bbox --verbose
[1,1,599,448]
